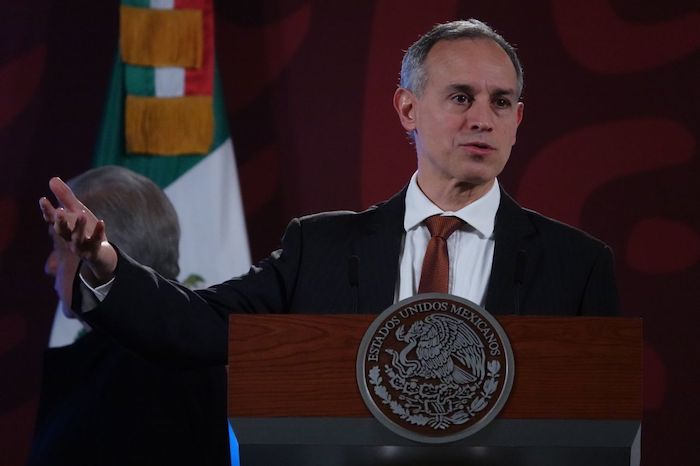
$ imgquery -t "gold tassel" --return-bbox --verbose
[120,5,202,68]
[125,96,213,155]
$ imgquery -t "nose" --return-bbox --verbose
[468,100,494,132]
[470,121,493,132]
[45,250,57,276]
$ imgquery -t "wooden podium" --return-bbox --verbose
[228,315,641,466]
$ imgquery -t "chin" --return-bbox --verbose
[453,170,497,187]
[455,161,501,180]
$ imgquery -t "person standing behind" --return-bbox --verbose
[28,166,230,466]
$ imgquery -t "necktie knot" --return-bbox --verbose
[424,215,463,240]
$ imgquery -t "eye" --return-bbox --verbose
[493,97,512,109]
[451,93,472,105]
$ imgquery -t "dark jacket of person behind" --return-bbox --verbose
[28,166,230,466]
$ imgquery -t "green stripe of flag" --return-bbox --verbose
[122,0,150,8]
[125,65,156,96]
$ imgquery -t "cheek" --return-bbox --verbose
[422,120,458,153]
[45,253,56,276]
[433,111,462,133]
[55,255,80,304]
[55,268,73,304]
[504,118,520,145]
[418,104,458,134]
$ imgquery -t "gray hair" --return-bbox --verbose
[400,19,524,99]
[68,166,181,280]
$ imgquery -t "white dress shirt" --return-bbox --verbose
[395,172,500,306]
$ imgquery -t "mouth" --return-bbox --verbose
[464,141,494,149]
[461,141,495,155]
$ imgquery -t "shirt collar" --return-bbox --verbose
[404,172,500,238]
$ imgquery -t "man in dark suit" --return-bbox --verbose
[39,19,617,365]
[30,166,230,465]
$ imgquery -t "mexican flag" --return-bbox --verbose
[93,0,251,288]
[51,0,252,335]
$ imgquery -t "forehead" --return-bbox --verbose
[423,38,518,90]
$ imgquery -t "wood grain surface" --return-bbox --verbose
[228,315,641,419]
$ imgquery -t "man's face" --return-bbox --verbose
[395,38,524,193]
[45,226,80,318]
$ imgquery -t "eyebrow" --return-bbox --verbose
[447,84,516,98]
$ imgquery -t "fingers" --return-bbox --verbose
[44,176,99,232]
[41,177,116,282]
[70,212,103,252]
[82,220,107,260]
[54,207,76,242]
[49,177,85,212]
[42,177,108,260]
[71,212,87,244]
[92,219,106,241]
[38,197,56,223]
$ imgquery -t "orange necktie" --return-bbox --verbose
[418,215,464,294]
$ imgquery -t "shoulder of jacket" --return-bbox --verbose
[522,207,610,250]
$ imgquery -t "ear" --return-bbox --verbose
[516,101,524,126]
[512,101,524,144]
[393,87,417,132]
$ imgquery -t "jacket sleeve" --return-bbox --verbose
[73,218,305,367]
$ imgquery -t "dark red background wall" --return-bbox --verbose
[1,1,697,464]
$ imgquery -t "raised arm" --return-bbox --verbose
[39,177,118,286]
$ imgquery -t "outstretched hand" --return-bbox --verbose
[39,177,118,285]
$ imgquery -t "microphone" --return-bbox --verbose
[348,255,360,313]
[514,249,527,314]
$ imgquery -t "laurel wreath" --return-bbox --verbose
[368,360,501,430]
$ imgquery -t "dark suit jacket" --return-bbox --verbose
[79,187,618,366]
[27,329,230,466]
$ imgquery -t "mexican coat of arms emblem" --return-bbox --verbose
[356,293,515,443]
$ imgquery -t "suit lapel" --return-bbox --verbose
[351,186,539,315]
[485,188,538,315]
[352,188,406,313]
